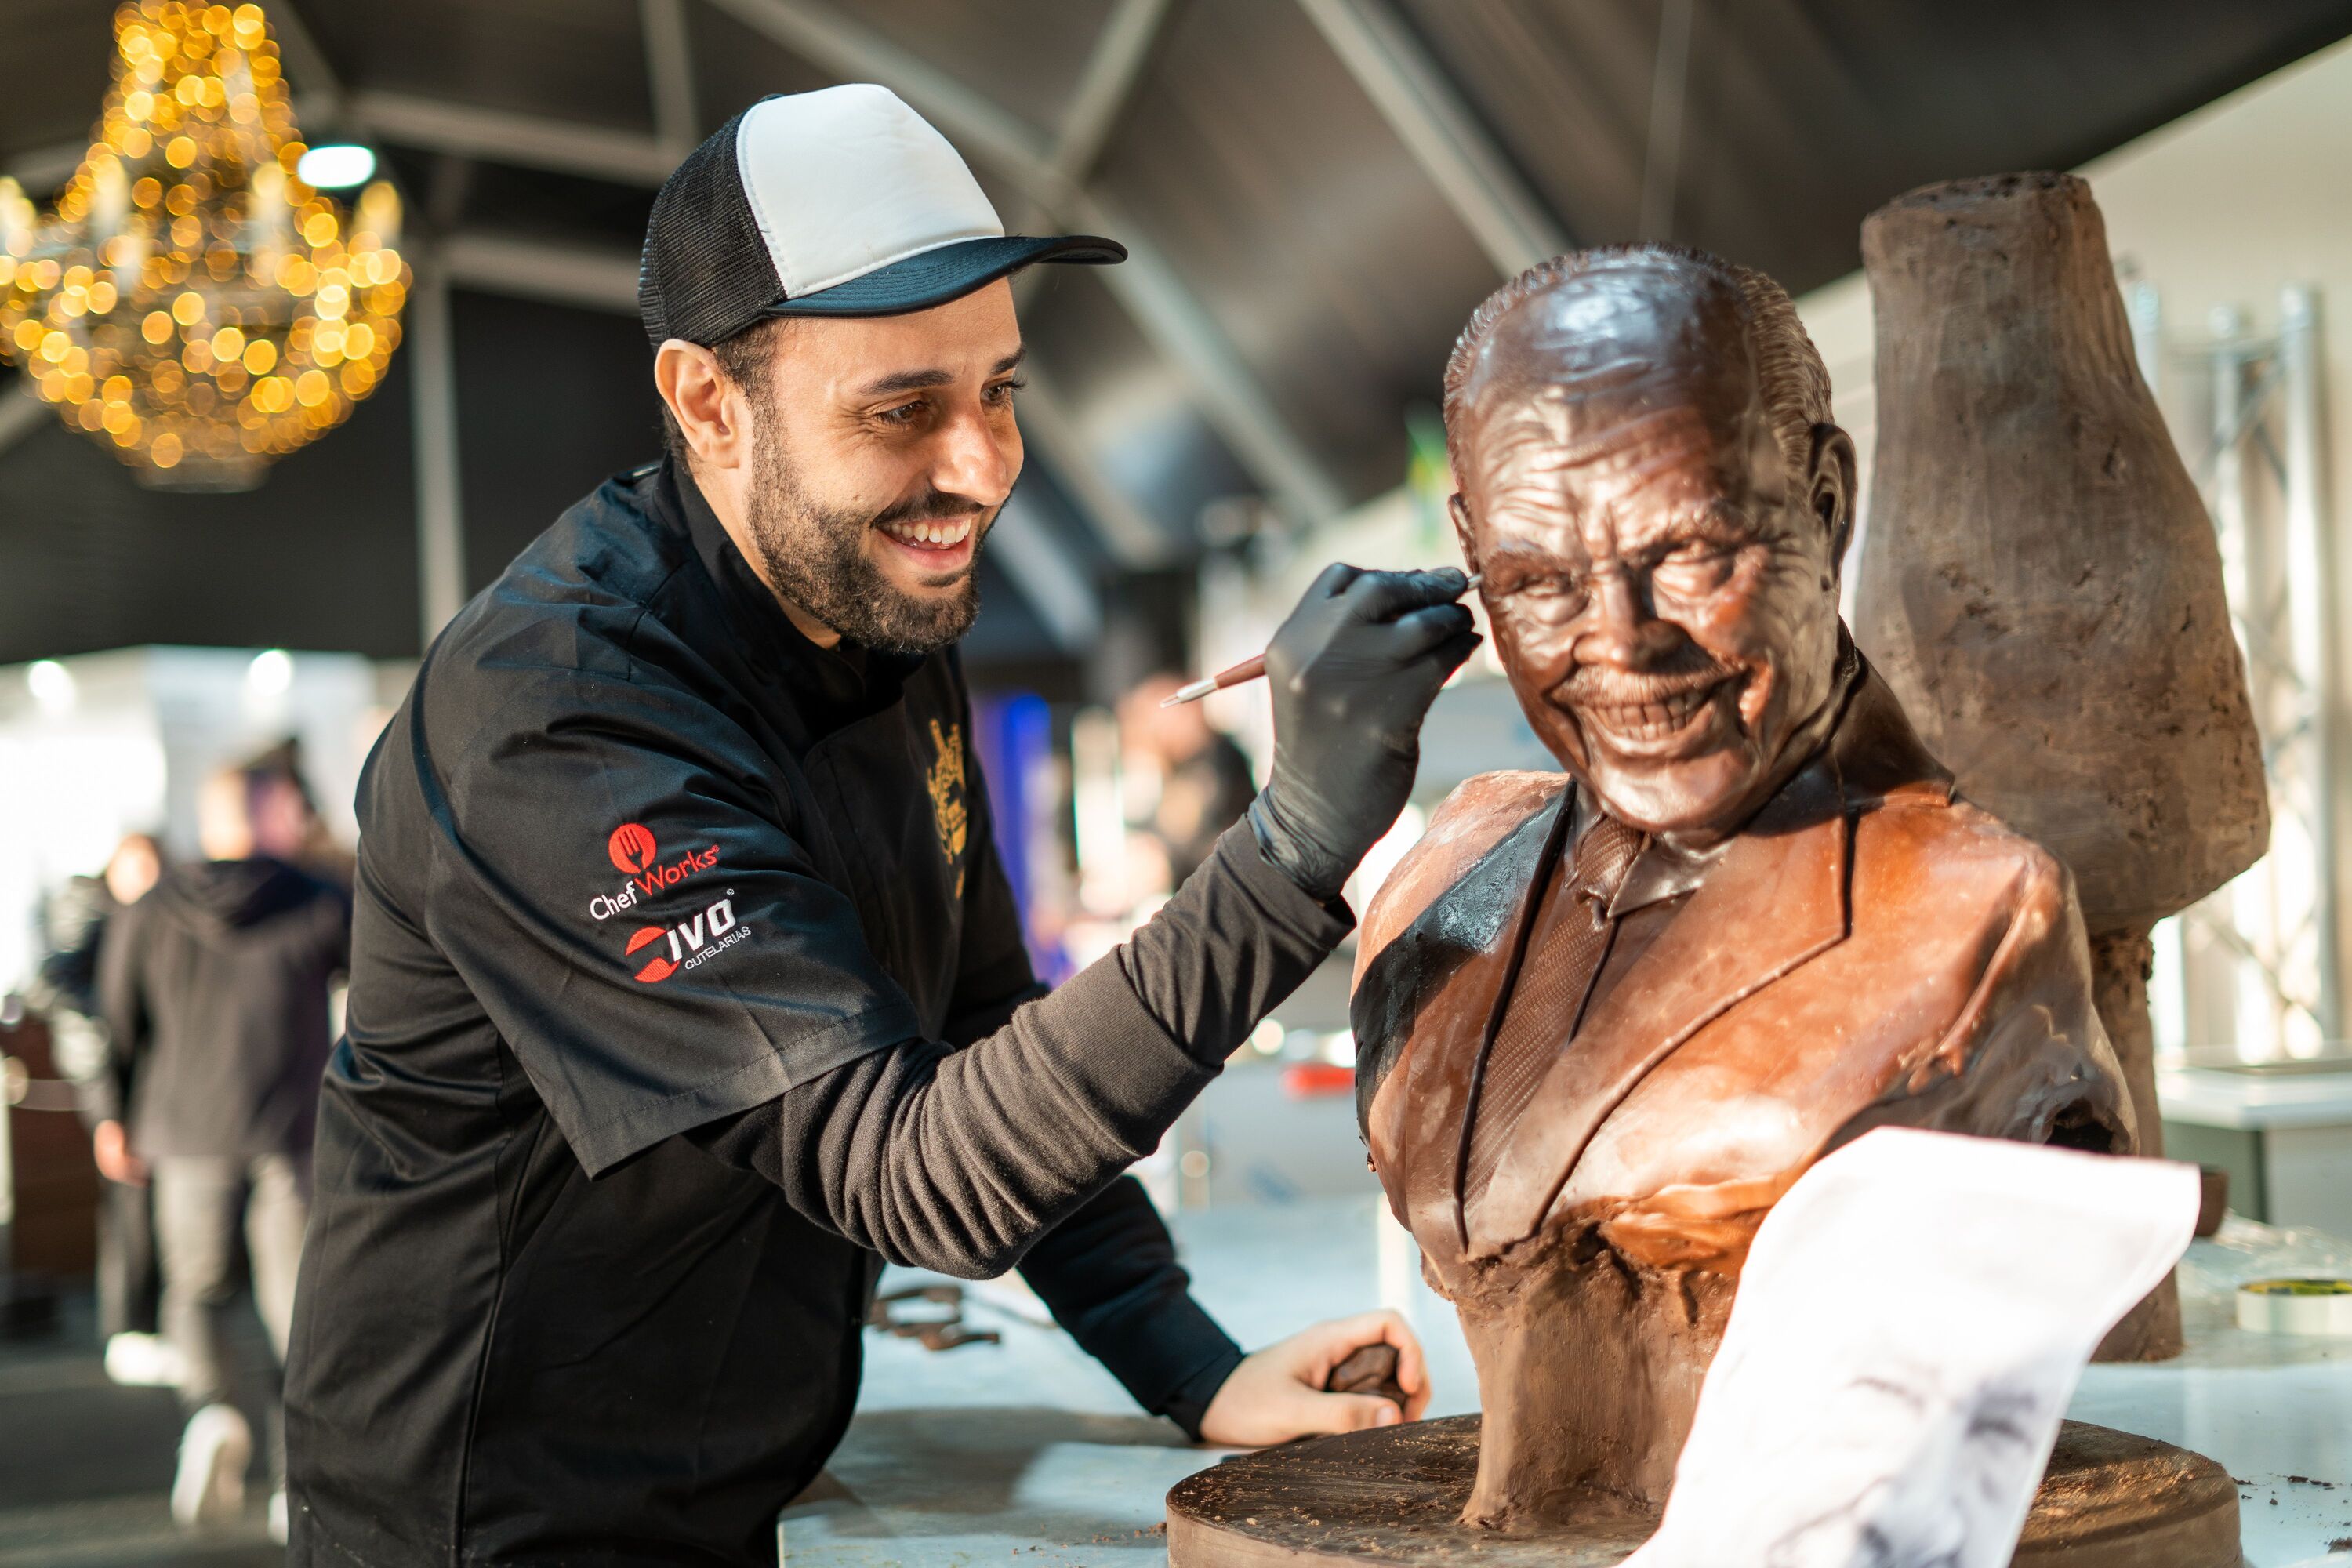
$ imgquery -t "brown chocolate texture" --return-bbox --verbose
[1352,245,2135,1528]
[1853,172,2269,1362]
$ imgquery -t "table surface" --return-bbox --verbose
[781,1199,2352,1567]
[2160,1064,2352,1129]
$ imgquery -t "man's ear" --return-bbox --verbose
[1447,492,1481,576]
[654,339,748,473]
[1806,422,1858,575]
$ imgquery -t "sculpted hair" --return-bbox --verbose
[1441,243,1833,498]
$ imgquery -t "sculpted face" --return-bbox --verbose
[1452,261,1854,838]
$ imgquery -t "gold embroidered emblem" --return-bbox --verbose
[926,718,968,898]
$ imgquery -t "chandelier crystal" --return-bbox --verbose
[0,2,408,491]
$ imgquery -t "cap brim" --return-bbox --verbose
[762,234,1125,318]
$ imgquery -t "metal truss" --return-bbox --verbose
[2136,282,2339,1061]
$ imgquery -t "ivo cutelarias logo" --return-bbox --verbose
[626,895,744,983]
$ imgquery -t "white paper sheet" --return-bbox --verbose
[1625,1127,2198,1568]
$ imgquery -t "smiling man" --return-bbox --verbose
[1348,244,2132,1523]
[282,87,1476,1566]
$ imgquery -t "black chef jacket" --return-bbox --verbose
[285,460,1348,1566]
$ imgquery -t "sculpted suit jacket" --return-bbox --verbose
[1352,665,2136,1294]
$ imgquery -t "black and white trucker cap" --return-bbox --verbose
[639,84,1124,346]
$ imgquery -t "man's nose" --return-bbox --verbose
[1578,562,1681,668]
[932,402,1017,506]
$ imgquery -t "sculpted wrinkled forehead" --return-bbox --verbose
[1454,256,1759,494]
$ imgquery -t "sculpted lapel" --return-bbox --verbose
[1463,757,1852,1258]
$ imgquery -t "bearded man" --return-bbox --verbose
[284,87,1476,1567]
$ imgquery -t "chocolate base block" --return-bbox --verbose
[1167,1417,2238,1567]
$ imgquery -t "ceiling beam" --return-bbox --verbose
[989,493,1104,652]
[1005,0,1183,564]
[274,3,679,191]
[1051,0,1174,186]
[641,0,701,158]
[352,92,678,187]
[1,141,88,194]
[701,0,1049,184]
[1293,0,1569,276]
[703,0,1347,524]
[1639,0,1695,241]
[1015,370,1171,569]
[1075,189,1347,523]
[436,233,644,314]
[268,0,350,124]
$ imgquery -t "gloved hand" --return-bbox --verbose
[1248,564,1480,902]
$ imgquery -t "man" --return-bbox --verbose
[101,769,350,1532]
[1120,675,1261,889]
[30,833,172,1386]
[285,85,1477,1566]
[1351,245,2132,1521]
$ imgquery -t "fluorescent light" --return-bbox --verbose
[248,648,295,695]
[297,144,378,190]
[26,659,74,714]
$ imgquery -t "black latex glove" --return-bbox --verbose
[1247,564,1482,902]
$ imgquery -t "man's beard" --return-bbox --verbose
[739,434,989,655]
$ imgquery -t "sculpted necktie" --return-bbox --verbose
[1460,810,1646,1204]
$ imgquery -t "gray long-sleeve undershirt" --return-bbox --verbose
[691,819,1352,1281]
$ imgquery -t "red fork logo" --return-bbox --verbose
[608,822,658,875]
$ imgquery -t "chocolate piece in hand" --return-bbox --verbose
[1325,1342,1407,1408]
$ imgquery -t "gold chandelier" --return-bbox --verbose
[0,2,408,491]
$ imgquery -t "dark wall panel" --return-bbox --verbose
[452,291,666,593]
[0,365,419,664]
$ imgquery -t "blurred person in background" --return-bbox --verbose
[1120,675,1261,889]
[27,833,173,1385]
[240,738,355,889]
[100,764,350,1537]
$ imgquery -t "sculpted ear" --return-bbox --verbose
[1807,422,1858,574]
[1448,492,1481,576]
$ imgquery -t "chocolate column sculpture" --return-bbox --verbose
[1345,245,2135,1526]
[1853,173,2269,1362]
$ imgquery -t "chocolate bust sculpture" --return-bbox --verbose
[1352,245,2136,1529]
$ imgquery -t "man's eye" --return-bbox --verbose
[877,399,927,426]
[984,377,1025,407]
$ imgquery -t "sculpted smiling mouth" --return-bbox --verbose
[1559,664,1744,747]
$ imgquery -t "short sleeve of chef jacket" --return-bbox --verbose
[424,666,922,1177]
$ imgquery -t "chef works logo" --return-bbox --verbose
[608,822,658,874]
[589,822,721,920]
[624,893,748,983]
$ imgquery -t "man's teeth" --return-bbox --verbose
[880,517,974,547]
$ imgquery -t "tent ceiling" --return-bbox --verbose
[3,0,2350,668]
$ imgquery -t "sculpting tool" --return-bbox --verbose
[1161,574,1481,707]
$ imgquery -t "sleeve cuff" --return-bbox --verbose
[566,998,919,1178]
[1216,818,1357,951]
[1162,1341,1247,1443]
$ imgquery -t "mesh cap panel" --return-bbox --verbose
[637,104,780,348]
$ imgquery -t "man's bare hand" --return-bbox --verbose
[1196,1309,1430,1447]
[93,1120,146,1187]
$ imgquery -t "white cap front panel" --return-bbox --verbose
[735,85,1007,299]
